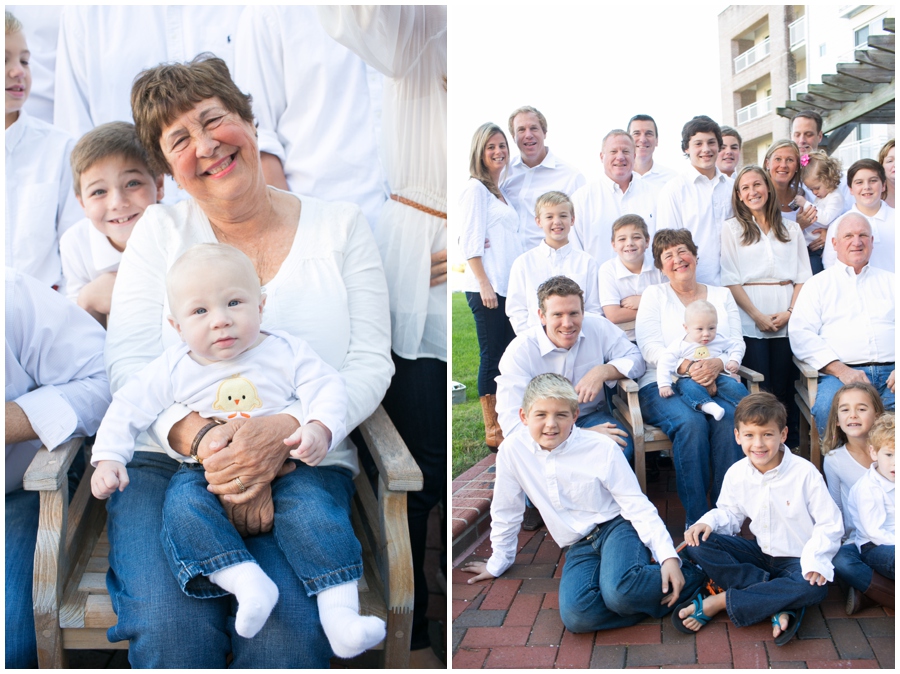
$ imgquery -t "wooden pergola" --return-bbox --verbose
[777,17,894,154]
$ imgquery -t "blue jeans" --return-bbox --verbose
[833,543,874,592]
[683,533,828,627]
[672,374,745,412]
[466,292,516,396]
[5,488,40,669]
[106,451,335,667]
[808,247,824,275]
[639,379,746,527]
[811,365,895,437]
[161,461,361,598]
[559,515,707,633]
[577,407,635,465]
[861,543,894,580]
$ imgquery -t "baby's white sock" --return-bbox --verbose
[700,402,725,421]
[317,581,386,658]
[209,562,279,638]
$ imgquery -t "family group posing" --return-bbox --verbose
[458,104,894,642]
[6,7,446,669]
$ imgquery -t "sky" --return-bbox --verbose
[447,3,731,266]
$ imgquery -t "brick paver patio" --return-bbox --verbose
[452,459,895,668]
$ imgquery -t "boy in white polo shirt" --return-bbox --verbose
[505,191,601,334]
[461,373,706,632]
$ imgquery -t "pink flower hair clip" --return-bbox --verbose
[800,154,810,167]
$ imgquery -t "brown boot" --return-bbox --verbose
[862,571,894,609]
[480,394,504,451]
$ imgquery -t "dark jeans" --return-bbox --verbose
[833,542,875,592]
[808,247,824,275]
[861,543,894,580]
[673,374,746,411]
[466,292,516,396]
[381,352,446,651]
[683,533,828,627]
[742,336,799,446]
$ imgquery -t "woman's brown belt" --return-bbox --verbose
[390,193,447,219]
[742,280,794,286]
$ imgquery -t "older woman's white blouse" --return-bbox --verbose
[105,192,393,475]
[720,216,812,340]
[318,6,447,362]
[458,179,524,297]
[634,283,745,390]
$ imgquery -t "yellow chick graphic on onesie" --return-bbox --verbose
[212,374,263,418]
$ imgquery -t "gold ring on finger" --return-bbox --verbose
[234,476,246,493]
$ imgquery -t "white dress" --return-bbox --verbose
[318,6,447,361]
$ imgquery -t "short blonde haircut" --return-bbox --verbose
[508,105,547,137]
[166,243,260,313]
[70,122,158,197]
[534,190,573,219]
[611,214,649,242]
[522,373,578,416]
[6,11,22,35]
[868,412,895,452]
[684,299,717,324]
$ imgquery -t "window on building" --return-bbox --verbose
[819,43,826,56]
[855,25,869,48]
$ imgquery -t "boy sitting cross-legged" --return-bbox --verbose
[676,392,844,645]
[461,373,707,632]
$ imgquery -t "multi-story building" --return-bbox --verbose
[718,5,894,167]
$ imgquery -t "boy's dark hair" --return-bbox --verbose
[70,122,158,197]
[846,158,886,188]
[626,114,658,136]
[536,275,584,313]
[611,214,650,242]
[680,115,722,153]
[734,392,787,431]
[792,110,823,134]
[720,126,742,147]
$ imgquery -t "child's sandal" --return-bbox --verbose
[772,607,805,646]
[671,593,711,634]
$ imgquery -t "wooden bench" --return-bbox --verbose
[793,355,822,471]
[24,406,423,668]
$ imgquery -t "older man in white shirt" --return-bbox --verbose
[628,114,676,201]
[656,116,734,285]
[502,106,586,250]
[5,268,111,668]
[789,213,895,436]
[571,130,657,266]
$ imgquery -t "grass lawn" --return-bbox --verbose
[451,291,492,478]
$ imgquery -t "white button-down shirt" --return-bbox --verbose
[634,161,676,204]
[570,173,657,266]
[505,242,601,334]
[459,179,524,296]
[697,446,843,581]
[234,6,387,231]
[657,334,745,389]
[5,110,81,289]
[59,218,122,303]
[822,202,895,273]
[486,426,679,577]
[502,150,586,250]
[5,268,111,493]
[789,261,895,371]
[719,216,812,339]
[847,464,895,549]
[598,255,666,341]
[656,165,734,285]
[496,315,644,437]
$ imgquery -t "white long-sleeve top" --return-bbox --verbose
[655,165,734,285]
[5,110,81,289]
[570,173,657,266]
[656,334,744,389]
[719,216,812,340]
[458,179,524,296]
[807,189,846,229]
[317,5,447,361]
[105,193,393,476]
[91,330,346,466]
[847,464,895,550]
[5,268,111,493]
[597,255,666,341]
[235,6,387,231]
[59,218,122,303]
[496,315,645,438]
[788,262,894,371]
[635,283,744,390]
[486,426,679,577]
[502,150,586,250]
[822,202,895,273]
[697,446,843,581]
[634,161,676,203]
[505,242,601,335]
[823,445,870,542]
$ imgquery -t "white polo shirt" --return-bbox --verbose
[597,255,666,340]
[59,218,123,303]
[634,161,676,204]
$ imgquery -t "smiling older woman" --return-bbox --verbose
[103,55,392,667]
[635,229,748,528]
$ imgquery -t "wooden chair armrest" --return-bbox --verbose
[23,438,83,492]
[737,365,764,393]
[357,405,423,493]
[793,356,819,380]
[613,377,645,437]
[616,377,641,395]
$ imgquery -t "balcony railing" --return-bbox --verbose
[736,96,773,125]
[789,16,806,48]
[833,135,890,165]
[734,37,771,74]
[789,79,809,99]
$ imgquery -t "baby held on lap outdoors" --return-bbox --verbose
[90,243,384,657]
